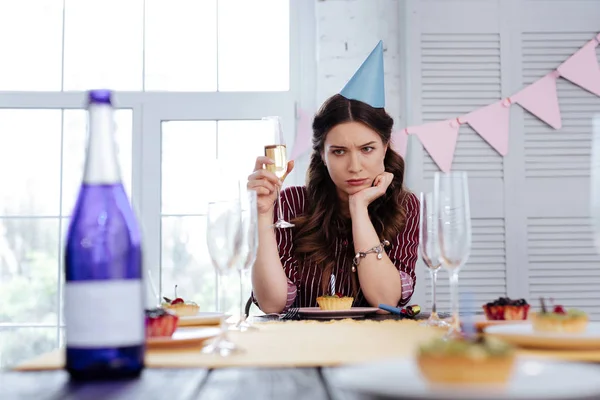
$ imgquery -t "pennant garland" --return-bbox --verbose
[291,32,600,172]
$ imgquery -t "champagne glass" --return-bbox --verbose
[262,116,294,228]
[434,171,472,337]
[231,188,259,331]
[203,199,244,355]
[419,192,449,328]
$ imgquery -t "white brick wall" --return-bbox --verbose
[316,0,403,126]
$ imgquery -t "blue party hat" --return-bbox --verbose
[339,40,385,108]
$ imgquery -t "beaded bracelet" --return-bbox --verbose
[351,239,390,272]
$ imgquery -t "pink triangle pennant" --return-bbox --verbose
[512,71,562,129]
[410,119,460,173]
[464,100,510,156]
[391,129,408,158]
[290,108,313,160]
[557,38,600,97]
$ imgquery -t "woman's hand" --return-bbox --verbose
[247,156,294,215]
[348,172,394,210]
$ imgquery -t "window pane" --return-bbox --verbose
[161,121,217,215]
[144,0,217,91]
[217,120,274,180]
[61,110,133,216]
[0,110,61,217]
[0,218,59,324]
[0,1,63,91]
[161,216,216,312]
[218,0,289,91]
[63,0,143,91]
[0,328,58,369]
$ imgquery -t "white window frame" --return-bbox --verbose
[0,0,317,347]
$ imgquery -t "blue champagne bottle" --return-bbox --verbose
[64,89,145,380]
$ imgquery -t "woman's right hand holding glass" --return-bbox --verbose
[247,156,294,216]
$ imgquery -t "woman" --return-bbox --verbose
[247,94,420,314]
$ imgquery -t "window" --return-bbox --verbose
[0,0,310,369]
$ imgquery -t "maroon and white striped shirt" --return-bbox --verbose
[255,186,420,312]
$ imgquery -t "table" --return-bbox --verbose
[0,313,441,400]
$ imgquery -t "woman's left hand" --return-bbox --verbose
[348,172,394,209]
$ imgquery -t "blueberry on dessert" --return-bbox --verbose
[482,297,530,321]
[531,297,588,333]
[145,308,178,338]
[416,335,515,386]
[161,285,200,317]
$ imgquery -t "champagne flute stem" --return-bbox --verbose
[449,270,460,332]
[430,269,438,318]
[218,272,228,340]
[239,269,245,324]
[276,185,284,222]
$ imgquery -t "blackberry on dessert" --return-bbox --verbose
[145,308,178,338]
[483,297,530,321]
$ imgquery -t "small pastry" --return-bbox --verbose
[531,298,588,333]
[316,293,354,310]
[161,285,200,317]
[417,336,515,386]
[145,308,178,338]
[483,297,530,321]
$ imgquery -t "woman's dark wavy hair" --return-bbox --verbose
[291,94,410,296]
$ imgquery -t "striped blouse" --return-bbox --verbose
[255,186,420,312]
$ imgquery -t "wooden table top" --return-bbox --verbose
[1,313,425,400]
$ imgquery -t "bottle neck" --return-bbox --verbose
[83,104,122,184]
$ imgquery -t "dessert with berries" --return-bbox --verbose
[316,292,354,311]
[161,285,200,317]
[531,298,588,333]
[145,308,179,338]
[483,297,530,321]
[416,336,515,385]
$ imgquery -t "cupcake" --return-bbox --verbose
[316,293,354,311]
[417,336,515,386]
[531,298,588,333]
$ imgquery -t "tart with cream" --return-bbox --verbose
[316,293,354,311]
[161,285,200,317]
[531,298,588,333]
[417,336,515,386]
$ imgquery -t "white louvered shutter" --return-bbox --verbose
[407,0,600,319]
[420,32,507,313]
[523,31,600,319]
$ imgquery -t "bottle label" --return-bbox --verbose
[65,280,145,348]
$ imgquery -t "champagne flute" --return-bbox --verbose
[262,116,294,228]
[419,192,449,328]
[203,199,244,356]
[434,171,472,337]
[231,188,259,331]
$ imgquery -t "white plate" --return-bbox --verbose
[146,327,221,349]
[297,307,379,320]
[485,322,600,350]
[327,357,600,399]
[177,311,226,327]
